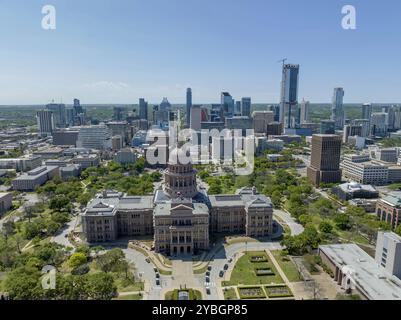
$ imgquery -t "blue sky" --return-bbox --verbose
[0,0,400,105]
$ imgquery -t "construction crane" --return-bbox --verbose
[278,58,287,67]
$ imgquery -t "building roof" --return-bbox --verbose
[208,194,244,207]
[319,244,401,300]
[381,192,401,208]
[14,166,58,181]
[118,196,153,210]
[154,201,208,216]
[337,182,378,194]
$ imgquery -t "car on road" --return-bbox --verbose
[219,270,225,277]
[145,258,151,263]
[206,287,211,295]
[223,264,229,270]
[155,272,160,278]
[205,276,210,283]
[206,271,210,277]
[156,279,160,286]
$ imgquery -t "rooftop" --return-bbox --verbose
[320,244,401,300]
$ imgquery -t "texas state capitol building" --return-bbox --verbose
[81,148,273,256]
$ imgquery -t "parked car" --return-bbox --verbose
[155,273,160,278]
[223,264,229,270]
[205,276,210,283]
[207,265,212,271]
[153,267,158,272]
[228,257,233,263]
[219,270,225,277]
[145,258,151,263]
[206,287,211,295]
[206,271,210,277]
[156,279,160,286]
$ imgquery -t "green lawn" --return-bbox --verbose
[223,288,238,300]
[165,289,202,300]
[114,293,143,300]
[223,251,284,286]
[114,276,144,292]
[271,250,302,282]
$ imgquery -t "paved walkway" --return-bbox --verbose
[274,209,304,236]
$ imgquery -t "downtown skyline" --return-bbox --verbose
[1,0,401,105]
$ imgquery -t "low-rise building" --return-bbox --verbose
[342,154,389,185]
[0,155,42,172]
[114,148,137,165]
[12,166,59,191]
[376,192,401,229]
[81,191,154,242]
[319,243,401,300]
[332,182,379,201]
[72,154,100,169]
[0,192,12,216]
[60,164,82,180]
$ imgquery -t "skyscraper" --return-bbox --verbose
[36,110,54,137]
[190,105,202,131]
[221,92,234,120]
[331,87,345,130]
[362,103,372,121]
[307,134,342,186]
[279,64,299,129]
[139,98,148,120]
[73,98,84,115]
[299,99,310,124]
[46,103,66,128]
[113,106,126,121]
[241,97,251,117]
[186,88,192,128]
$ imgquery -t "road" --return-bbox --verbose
[274,209,304,236]
[122,247,163,300]
[51,215,80,249]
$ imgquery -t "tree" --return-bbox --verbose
[96,248,126,273]
[84,273,117,300]
[4,266,44,300]
[334,213,351,230]
[1,220,15,242]
[395,225,401,237]
[319,220,333,234]
[68,252,87,268]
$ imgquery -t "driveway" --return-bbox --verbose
[51,215,80,249]
[274,209,304,236]
[122,247,163,300]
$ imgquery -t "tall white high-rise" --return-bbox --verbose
[300,99,310,124]
[331,87,345,129]
[36,110,54,137]
[279,64,299,128]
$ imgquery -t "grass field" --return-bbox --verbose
[165,289,202,300]
[114,293,143,300]
[223,288,238,300]
[222,251,284,286]
[271,250,302,282]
